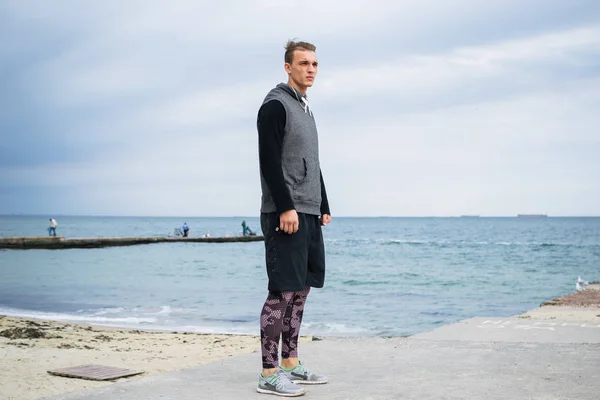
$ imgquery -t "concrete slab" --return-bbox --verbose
[411,317,600,343]
[522,306,600,321]
[41,336,600,400]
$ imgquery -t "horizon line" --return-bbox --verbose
[2,214,600,218]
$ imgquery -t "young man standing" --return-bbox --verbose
[256,40,331,397]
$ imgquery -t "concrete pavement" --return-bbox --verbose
[41,317,600,400]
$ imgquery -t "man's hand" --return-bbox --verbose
[320,214,331,226]
[280,209,299,234]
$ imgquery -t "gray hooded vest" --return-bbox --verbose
[260,83,322,216]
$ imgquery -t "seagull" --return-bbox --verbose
[576,276,589,291]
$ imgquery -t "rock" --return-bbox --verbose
[541,289,600,307]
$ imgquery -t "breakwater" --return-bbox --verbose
[0,235,264,250]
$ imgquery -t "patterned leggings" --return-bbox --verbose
[260,286,310,369]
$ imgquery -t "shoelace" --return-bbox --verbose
[273,370,295,390]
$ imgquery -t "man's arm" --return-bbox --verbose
[319,170,330,216]
[258,100,295,213]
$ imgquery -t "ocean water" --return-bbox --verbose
[0,216,598,337]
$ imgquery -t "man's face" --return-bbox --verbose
[285,50,318,90]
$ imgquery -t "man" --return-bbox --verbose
[256,39,331,397]
[242,220,255,236]
[182,222,189,237]
[48,218,57,237]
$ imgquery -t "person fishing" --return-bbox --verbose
[242,220,254,236]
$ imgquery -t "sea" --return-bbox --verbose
[0,216,598,337]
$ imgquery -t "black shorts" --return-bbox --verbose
[260,212,326,292]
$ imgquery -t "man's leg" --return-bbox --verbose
[257,212,309,396]
[260,290,295,375]
[258,290,306,397]
[278,216,328,385]
[281,286,310,368]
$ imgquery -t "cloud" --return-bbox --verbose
[1,1,599,216]
[313,26,600,113]
[320,80,600,214]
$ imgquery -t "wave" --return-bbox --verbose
[342,279,390,286]
[301,321,373,335]
[0,306,383,337]
[385,239,435,245]
[88,307,126,315]
[328,238,598,248]
[85,305,185,317]
[0,305,268,336]
[0,305,203,327]
[419,310,456,317]
[0,306,251,335]
[0,307,157,325]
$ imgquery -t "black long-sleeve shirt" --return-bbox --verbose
[258,100,330,215]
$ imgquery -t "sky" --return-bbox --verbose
[1,0,599,217]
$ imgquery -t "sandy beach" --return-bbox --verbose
[0,316,312,400]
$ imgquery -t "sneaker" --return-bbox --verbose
[280,360,328,385]
[257,370,306,397]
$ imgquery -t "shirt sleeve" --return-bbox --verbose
[258,100,295,213]
[319,170,331,216]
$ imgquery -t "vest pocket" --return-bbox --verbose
[292,157,319,201]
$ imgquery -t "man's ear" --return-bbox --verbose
[284,62,292,74]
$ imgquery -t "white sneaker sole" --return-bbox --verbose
[257,387,306,397]
[292,379,328,385]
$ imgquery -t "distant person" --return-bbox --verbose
[242,220,254,236]
[48,218,57,236]
[255,40,332,397]
[182,222,189,237]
